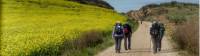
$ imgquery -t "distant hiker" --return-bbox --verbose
[112,21,124,53]
[140,17,144,24]
[123,22,132,50]
[150,21,160,53]
[140,20,143,24]
[158,22,165,51]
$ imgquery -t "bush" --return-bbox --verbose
[126,18,139,31]
[172,18,199,55]
[167,14,186,24]
[59,30,111,56]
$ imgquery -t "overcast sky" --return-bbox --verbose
[104,0,199,12]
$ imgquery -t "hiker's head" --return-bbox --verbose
[152,21,156,24]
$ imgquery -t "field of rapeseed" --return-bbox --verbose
[1,0,126,56]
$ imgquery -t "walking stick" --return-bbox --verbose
[150,37,152,52]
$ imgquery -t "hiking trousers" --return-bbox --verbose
[114,37,123,51]
[124,34,131,50]
[151,35,159,53]
[158,34,164,50]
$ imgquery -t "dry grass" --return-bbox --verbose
[172,18,199,55]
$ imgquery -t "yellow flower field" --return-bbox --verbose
[1,0,126,56]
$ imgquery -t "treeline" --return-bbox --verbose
[141,1,199,9]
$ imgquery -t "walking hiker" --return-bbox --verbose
[112,21,124,53]
[158,22,165,51]
[150,21,160,53]
[123,23,132,50]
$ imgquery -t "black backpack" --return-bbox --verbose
[151,23,160,35]
[123,24,130,34]
[115,23,123,35]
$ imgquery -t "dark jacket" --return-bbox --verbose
[123,23,132,35]
[150,22,160,36]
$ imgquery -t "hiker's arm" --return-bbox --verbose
[129,25,132,33]
[163,27,165,35]
[122,27,125,37]
[112,26,115,38]
[150,27,153,35]
[163,27,165,31]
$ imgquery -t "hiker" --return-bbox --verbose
[158,22,165,51]
[140,18,143,24]
[150,21,160,53]
[123,22,132,50]
[112,21,124,53]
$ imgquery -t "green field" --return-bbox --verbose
[1,0,126,56]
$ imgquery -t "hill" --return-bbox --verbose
[127,1,198,21]
[1,0,125,56]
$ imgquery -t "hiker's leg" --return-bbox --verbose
[115,38,119,51]
[156,37,160,52]
[118,37,122,53]
[128,34,131,49]
[159,35,164,51]
[157,35,162,51]
[152,36,157,53]
[120,37,123,50]
[116,37,121,53]
[124,35,128,50]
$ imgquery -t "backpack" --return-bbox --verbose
[114,23,123,35]
[124,28,129,34]
[151,23,160,35]
[123,24,130,34]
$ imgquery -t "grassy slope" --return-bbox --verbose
[1,0,126,56]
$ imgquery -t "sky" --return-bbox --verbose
[104,0,199,12]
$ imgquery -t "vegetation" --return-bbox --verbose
[68,0,114,9]
[1,0,127,56]
[172,18,198,56]
[162,2,199,56]
[167,13,186,24]
[130,1,199,56]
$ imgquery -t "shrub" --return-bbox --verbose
[59,30,111,56]
[172,18,199,55]
[167,14,186,24]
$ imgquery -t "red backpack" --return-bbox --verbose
[124,28,129,34]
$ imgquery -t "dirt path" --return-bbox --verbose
[96,22,179,56]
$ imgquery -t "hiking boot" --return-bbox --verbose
[153,51,157,54]
[128,48,131,50]
[115,50,120,53]
[158,48,161,51]
[115,50,118,53]
[125,48,128,50]
[118,50,121,53]
[153,49,157,54]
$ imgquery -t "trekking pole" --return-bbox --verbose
[150,37,152,52]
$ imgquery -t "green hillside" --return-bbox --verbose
[1,0,126,56]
